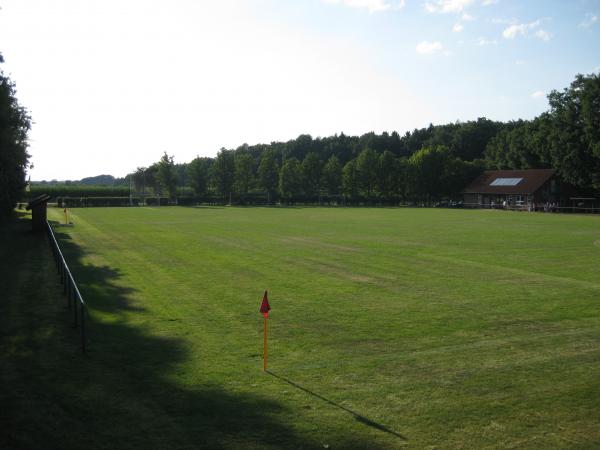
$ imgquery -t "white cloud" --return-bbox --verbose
[462,13,475,21]
[503,21,536,38]
[323,0,405,13]
[515,60,527,65]
[482,0,499,5]
[452,23,464,32]
[531,90,546,99]
[579,13,598,28]
[534,29,551,41]
[502,19,548,40]
[476,37,497,46]
[416,40,444,54]
[425,0,474,14]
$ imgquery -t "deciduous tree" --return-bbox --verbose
[157,152,178,199]
[322,154,342,196]
[342,159,358,200]
[0,54,31,220]
[234,152,254,197]
[212,148,235,202]
[258,149,279,204]
[356,147,378,198]
[301,152,322,199]
[279,158,302,202]
[187,157,211,198]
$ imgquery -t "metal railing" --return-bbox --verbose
[46,220,87,353]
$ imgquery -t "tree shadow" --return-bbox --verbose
[181,205,226,210]
[1,219,389,449]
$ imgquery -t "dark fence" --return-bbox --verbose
[46,220,87,353]
[463,202,600,213]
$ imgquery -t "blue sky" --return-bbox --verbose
[0,0,599,180]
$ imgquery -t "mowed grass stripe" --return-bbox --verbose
[46,206,600,449]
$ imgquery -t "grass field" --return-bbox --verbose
[2,206,600,449]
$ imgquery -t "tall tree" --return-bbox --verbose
[408,145,451,203]
[396,157,410,201]
[301,152,322,199]
[145,165,160,195]
[342,159,359,200]
[0,54,31,220]
[286,134,313,160]
[132,167,148,196]
[356,147,379,198]
[484,119,548,170]
[187,157,211,198]
[212,148,235,202]
[545,73,600,191]
[279,158,302,202]
[377,150,398,202]
[234,152,254,197]
[156,152,177,199]
[258,149,279,204]
[322,154,342,196]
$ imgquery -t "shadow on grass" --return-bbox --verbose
[267,371,407,441]
[1,218,387,449]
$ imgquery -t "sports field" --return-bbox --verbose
[4,206,600,449]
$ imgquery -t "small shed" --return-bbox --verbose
[463,169,558,209]
[26,194,51,231]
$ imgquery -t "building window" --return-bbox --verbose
[490,178,523,186]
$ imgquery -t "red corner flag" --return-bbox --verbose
[260,290,271,371]
[260,290,271,318]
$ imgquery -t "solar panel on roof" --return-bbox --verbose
[490,177,523,186]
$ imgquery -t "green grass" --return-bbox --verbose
[2,206,600,449]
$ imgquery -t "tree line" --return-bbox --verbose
[132,72,600,205]
[133,141,485,206]
[132,123,498,205]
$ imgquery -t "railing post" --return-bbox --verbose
[81,303,86,354]
[65,265,70,310]
[73,288,78,328]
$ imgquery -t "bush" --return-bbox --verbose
[144,197,171,206]
[25,185,130,200]
[58,197,141,207]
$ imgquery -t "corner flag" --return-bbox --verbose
[260,290,271,318]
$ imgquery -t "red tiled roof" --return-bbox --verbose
[463,169,556,194]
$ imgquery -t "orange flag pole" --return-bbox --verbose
[259,290,271,371]
[263,315,268,371]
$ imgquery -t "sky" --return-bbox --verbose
[0,0,599,180]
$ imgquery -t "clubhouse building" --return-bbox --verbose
[462,169,565,209]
